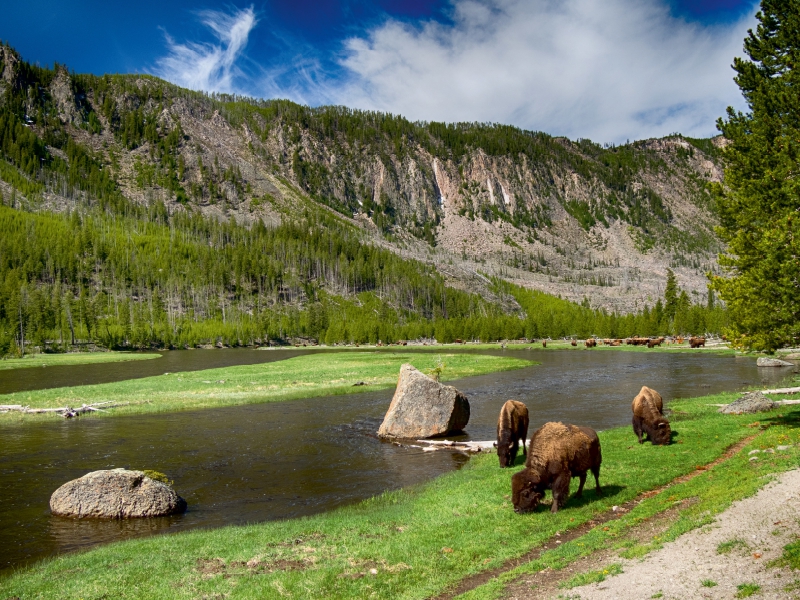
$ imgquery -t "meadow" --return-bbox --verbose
[3,387,798,599]
[0,351,160,370]
[0,351,533,421]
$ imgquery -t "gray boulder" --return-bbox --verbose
[719,391,777,415]
[378,364,470,439]
[757,357,794,367]
[50,469,186,518]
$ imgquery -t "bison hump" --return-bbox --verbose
[526,422,592,471]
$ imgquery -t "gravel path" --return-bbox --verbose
[561,468,800,600]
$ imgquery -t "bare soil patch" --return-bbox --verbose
[556,468,800,600]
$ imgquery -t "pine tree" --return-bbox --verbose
[711,0,800,352]
[664,268,679,322]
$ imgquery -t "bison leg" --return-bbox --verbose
[521,420,529,456]
[574,471,587,498]
[591,464,601,495]
[632,416,644,444]
[550,472,571,513]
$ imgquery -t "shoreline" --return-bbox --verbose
[0,351,535,423]
[2,388,800,598]
[0,351,161,371]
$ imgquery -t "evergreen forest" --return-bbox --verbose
[0,44,727,356]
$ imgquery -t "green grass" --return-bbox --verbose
[452,397,800,600]
[701,579,718,588]
[717,538,750,555]
[0,351,161,370]
[3,389,799,599]
[770,538,800,570]
[561,563,622,588]
[0,351,533,421]
[736,583,761,598]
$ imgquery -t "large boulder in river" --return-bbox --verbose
[50,469,186,518]
[377,364,470,439]
[757,357,794,367]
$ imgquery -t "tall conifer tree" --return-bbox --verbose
[712,0,800,351]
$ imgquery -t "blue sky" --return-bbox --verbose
[2,0,759,142]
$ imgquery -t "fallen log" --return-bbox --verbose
[0,401,126,417]
[413,439,495,453]
[709,399,800,407]
[761,387,800,395]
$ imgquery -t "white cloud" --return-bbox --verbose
[153,6,257,94]
[334,0,756,143]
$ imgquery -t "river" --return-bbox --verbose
[0,348,795,572]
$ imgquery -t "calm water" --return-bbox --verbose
[0,348,795,572]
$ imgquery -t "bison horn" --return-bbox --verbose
[658,422,666,428]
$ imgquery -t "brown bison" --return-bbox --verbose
[632,386,671,445]
[585,338,597,348]
[571,339,577,347]
[511,422,602,514]
[495,400,530,468]
[542,340,547,348]
[689,336,706,348]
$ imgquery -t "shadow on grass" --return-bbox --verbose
[527,484,627,513]
[566,484,626,510]
[760,408,800,430]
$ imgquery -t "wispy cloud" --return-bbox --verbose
[150,0,757,143]
[153,6,257,94]
[334,0,757,142]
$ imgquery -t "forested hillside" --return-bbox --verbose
[0,43,727,354]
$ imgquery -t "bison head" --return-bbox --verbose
[511,469,544,513]
[494,439,518,468]
[650,419,672,445]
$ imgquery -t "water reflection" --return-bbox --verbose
[0,348,795,572]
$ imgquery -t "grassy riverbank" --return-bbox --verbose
[0,351,161,370]
[3,389,799,599]
[0,351,532,421]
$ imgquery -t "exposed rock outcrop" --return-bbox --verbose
[757,357,794,367]
[377,364,470,439]
[50,468,186,518]
[49,67,82,125]
[719,391,777,415]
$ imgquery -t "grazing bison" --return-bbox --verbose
[571,339,577,347]
[585,338,597,348]
[689,336,706,348]
[511,422,602,514]
[542,340,547,348]
[495,400,530,468]
[632,386,671,445]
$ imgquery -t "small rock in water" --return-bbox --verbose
[50,468,186,518]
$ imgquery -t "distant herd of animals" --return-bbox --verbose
[576,336,706,349]
[495,386,670,514]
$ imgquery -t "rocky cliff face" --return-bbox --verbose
[0,45,725,313]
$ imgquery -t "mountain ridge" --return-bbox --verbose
[0,43,725,323]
